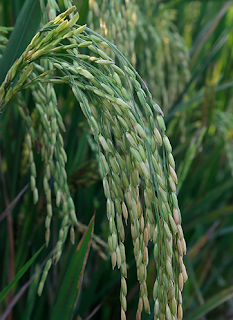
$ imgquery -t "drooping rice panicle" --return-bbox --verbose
[0,7,187,319]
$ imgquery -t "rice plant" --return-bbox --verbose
[0,0,188,319]
[1,1,233,320]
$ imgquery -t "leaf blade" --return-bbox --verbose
[186,286,233,320]
[0,245,44,302]
[51,215,95,320]
[0,0,41,85]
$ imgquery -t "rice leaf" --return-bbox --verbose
[0,0,41,84]
[0,245,44,302]
[178,127,207,190]
[186,286,233,320]
[51,215,95,320]
[78,0,89,25]
[190,1,232,68]
[166,80,233,121]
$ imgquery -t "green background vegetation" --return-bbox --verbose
[1,0,233,319]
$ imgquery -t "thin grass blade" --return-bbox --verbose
[186,286,233,320]
[78,0,89,25]
[51,214,95,320]
[0,0,41,84]
[0,245,44,302]
[190,1,232,68]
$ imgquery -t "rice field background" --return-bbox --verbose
[1,1,233,320]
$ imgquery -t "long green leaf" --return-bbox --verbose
[185,257,205,306]
[0,245,44,302]
[78,0,89,25]
[23,268,41,320]
[190,1,232,69]
[166,80,233,122]
[186,286,233,320]
[169,22,232,115]
[0,0,41,85]
[51,215,95,320]
[178,127,207,190]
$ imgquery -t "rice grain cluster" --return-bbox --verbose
[0,7,187,320]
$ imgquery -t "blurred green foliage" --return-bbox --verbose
[0,1,233,320]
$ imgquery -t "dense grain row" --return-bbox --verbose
[0,7,187,319]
